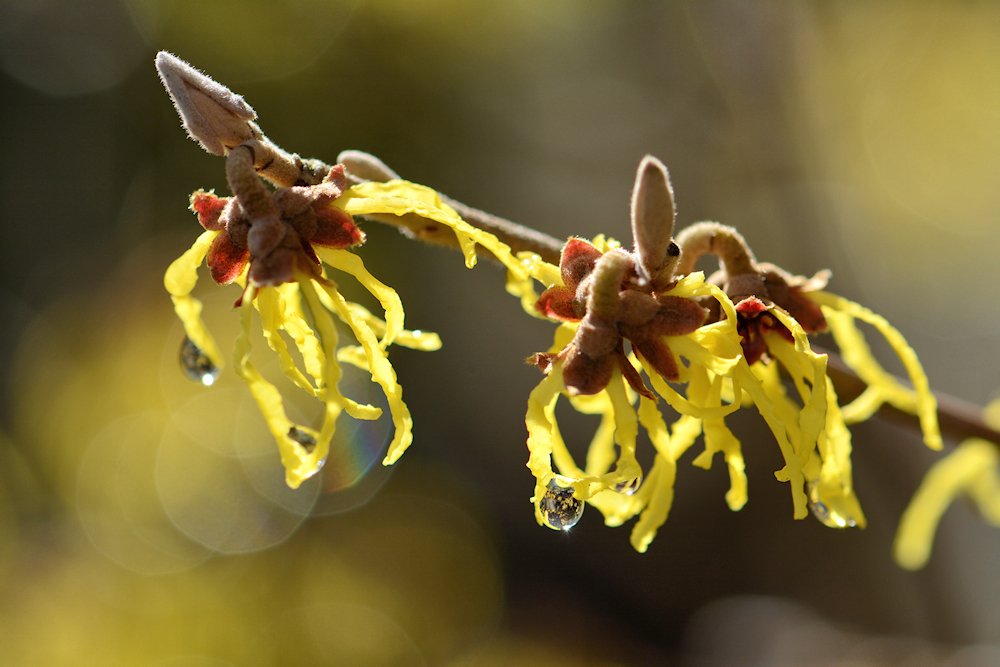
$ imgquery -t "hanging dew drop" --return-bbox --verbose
[807,481,857,528]
[288,426,326,480]
[613,474,643,496]
[179,336,220,386]
[288,426,318,454]
[537,477,584,531]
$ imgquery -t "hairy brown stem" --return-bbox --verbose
[675,221,757,277]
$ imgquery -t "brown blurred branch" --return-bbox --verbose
[821,351,999,444]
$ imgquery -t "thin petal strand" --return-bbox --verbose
[894,438,1000,570]
[312,279,414,465]
[165,230,223,369]
[810,291,942,450]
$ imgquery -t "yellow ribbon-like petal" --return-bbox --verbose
[336,180,527,281]
[164,230,217,298]
[314,247,407,350]
[810,291,941,450]
[165,230,224,370]
[630,412,703,553]
[233,286,326,488]
[894,438,1000,570]
[312,279,413,465]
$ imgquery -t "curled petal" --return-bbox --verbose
[894,438,1000,570]
[811,291,941,450]
[165,230,224,370]
[313,279,414,466]
[560,238,603,289]
[206,230,249,285]
[535,286,581,321]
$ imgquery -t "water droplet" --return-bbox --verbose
[613,475,643,496]
[179,336,220,386]
[288,426,317,454]
[411,330,422,338]
[537,477,584,531]
[808,481,857,528]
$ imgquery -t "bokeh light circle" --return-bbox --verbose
[155,415,317,554]
[77,411,212,575]
[0,0,147,97]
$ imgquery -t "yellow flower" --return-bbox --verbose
[893,399,1000,570]
[675,221,941,531]
[894,437,1000,570]
[516,157,943,552]
[514,158,758,547]
[155,51,527,491]
[168,176,527,487]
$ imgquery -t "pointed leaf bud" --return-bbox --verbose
[631,155,678,283]
[155,51,258,155]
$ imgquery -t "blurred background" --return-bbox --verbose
[1,1,999,664]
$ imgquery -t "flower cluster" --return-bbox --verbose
[167,168,534,488]
[157,52,535,488]
[158,52,957,560]
[510,156,942,551]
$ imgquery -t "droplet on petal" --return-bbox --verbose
[537,477,584,530]
[288,426,317,454]
[613,474,643,496]
[808,481,857,528]
[180,336,220,386]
